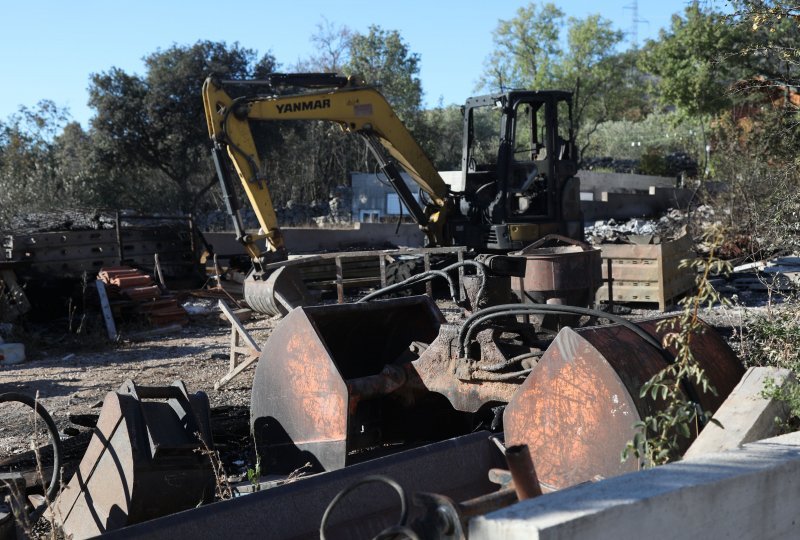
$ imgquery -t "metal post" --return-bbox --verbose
[379,254,387,288]
[504,444,542,500]
[115,212,124,265]
[335,256,344,304]
[423,252,432,297]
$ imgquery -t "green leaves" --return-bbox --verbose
[624,226,729,467]
[87,41,266,213]
[479,2,631,154]
[348,26,422,125]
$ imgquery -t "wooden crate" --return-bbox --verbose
[595,234,696,311]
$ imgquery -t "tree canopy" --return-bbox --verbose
[479,2,637,155]
[88,41,276,212]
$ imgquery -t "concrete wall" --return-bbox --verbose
[204,222,424,256]
[578,170,678,193]
[351,169,689,223]
[578,171,693,220]
[471,431,800,539]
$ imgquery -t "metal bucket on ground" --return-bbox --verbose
[503,316,745,489]
[243,265,312,317]
[52,381,215,539]
[250,295,466,473]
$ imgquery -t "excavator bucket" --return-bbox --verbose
[503,317,744,489]
[244,265,312,317]
[251,296,459,473]
[52,381,215,539]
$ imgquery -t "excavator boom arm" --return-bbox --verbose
[202,76,450,254]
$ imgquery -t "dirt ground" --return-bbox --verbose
[0,304,281,476]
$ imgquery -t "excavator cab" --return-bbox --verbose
[453,91,582,251]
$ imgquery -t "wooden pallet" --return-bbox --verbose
[265,246,467,303]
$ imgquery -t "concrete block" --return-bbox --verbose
[470,431,800,540]
[578,170,678,191]
[683,366,793,459]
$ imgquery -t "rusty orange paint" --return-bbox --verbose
[505,328,643,488]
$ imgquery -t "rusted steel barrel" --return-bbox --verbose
[503,316,744,490]
[511,235,602,327]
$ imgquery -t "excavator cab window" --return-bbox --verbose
[556,98,575,161]
[466,104,502,171]
[509,100,548,217]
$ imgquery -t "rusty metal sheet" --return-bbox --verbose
[504,316,744,490]
[504,326,650,489]
[251,296,445,472]
[635,317,744,412]
[97,432,505,540]
[515,245,601,294]
[251,306,349,472]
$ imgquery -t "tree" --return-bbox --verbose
[482,2,564,92]
[558,15,637,155]
[258,23,430,210]
[0,101,71,226]
[347,26,424,124]
[88,41,277,213]
[416,102,463,170]
[298,18,352,73]
[641,3,739,117]
[480,3,636,156]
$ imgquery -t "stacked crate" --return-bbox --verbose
[595,234,696,311]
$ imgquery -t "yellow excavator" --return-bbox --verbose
[202,73,583,312]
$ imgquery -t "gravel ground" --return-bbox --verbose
[0,309,279,463]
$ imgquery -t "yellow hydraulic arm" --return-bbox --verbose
[202,75,451,261]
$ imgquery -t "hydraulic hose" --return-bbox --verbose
[458,303,663,358]
[457,303,704,411]
[0,392,63,521]
[357,259,487,304]
[478,350,543,373]
[357,269,457,303]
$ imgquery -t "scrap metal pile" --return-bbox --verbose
[98,267,189,327]
[0,236,748,540]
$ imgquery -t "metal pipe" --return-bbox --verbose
[505,444,542,500]
[457,487,519,520]
[357,259,486,304]
[458,302,664,357]
[357,269,457,303]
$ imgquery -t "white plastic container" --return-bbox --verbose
[0,343,25,365]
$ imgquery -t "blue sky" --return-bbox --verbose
[1,1,701,128]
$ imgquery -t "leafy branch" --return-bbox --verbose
[624,226,730,466]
